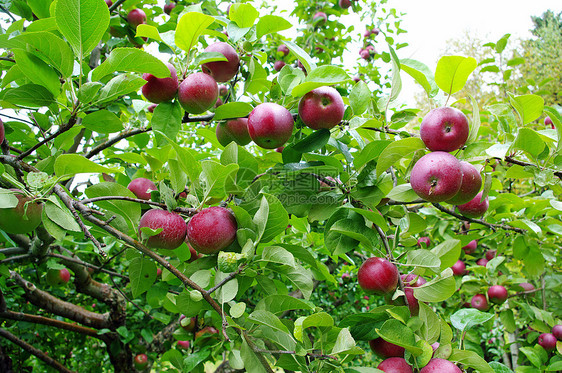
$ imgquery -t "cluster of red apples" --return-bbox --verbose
[128,178,238,255]
[411,107,489,218]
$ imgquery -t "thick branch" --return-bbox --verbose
[0,328,75,373]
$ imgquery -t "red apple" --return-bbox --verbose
[195,326,219,340]
[133,353,148,370]
[538,333,557,352]
[216,118,251,147]
[274,60,286,71]
[127,9,146,28]
[410,151,462,203]
[186,242,202,262]
[487,285,508,304]
[339,0,352,8]
[127,178,157,200]
[177,340,190,350]
[402,274,427,316]
[456,191,489,218]
[179,314,196,332]
[476,258,488,266]
[141,63,178,103]
[178,72,219,114]
[186,206,237,254]
[357,257,398,295]
[147,104,157,113]
[298,86,345,130]
[275,146,284,153]
[0,189,43,234]
[359,48,370,60]
[545,116,554,129]
[417,236,431,248]
[446,161,482,205]
[420,107,469,152]
[378,357,413,373]
[201,42,240,82]
[369,338,405,358]
[46,268,71,286]
[470,293,489,311]
[420,358,461,373]
[352,75,361,82]
[313,11,328,24]
[164,2,176,14]
[247,103,294,149]
[156,268,162,277]
[451,260,466,276]
[138,209,187,250]
[552,325,562,340]
[462,240,477,255]
[105,0,112,6]
[214,97,223,108]
[485,250,496,260]
[277,44,290,56]
[218,84,228,96]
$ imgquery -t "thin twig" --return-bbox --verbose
[18,114,77,160]
[48,253,128,280]
[208,265,246,294]
[108,276,153,319]
[80,195,197,215]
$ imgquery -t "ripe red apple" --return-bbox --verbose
[141,63,178,103]
[127,178,157,200]
[538,333,557,352]
[177,340,190,350]
[545,116,554,129]
[359,48,370,60]
[277,44,290,56]
[487,285,508,304]
[420,107,469,152]
[133,353,148,370]
[552,325,562,340]
[156,268,162,277]
[274,60,286,71]
[180,314,197,332]
[275,146,284,153]
[178,72,219,114]
[194,326,219,340]
[339,0,352,9]
[0,190,43,234]
[519,282,535,292]
[402,274,427,316]
[216,118,251,147]
[417,236,430,248]
[138,209,187,250]
[186,242,202,262]
[147,104,157,113]
[456,191,489,218]
[352,75,361,82]
[186,206,237,254]
[446,161,482,205]
[451,260,466,276]
[218,85,228,96]
[247,103,294,149]
[410,151,462,203]
[476,258,488,266]
[46,268,71,286]
[127,9,146,28]
[369,338,405,358]
[201,42,240,82]
[0,120,4,143]
[214,97,223,108]
[485,250,496,260]
[420,358,462,373]
[298,86,345,130]
[163,2,175,14]
[357,257,398,295]
[313,11,328,24]
[378,357,413,373]
[470,293,489,311]
[105,0,112,6]
[462,240,477,255]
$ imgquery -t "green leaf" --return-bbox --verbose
[92,47,171,82]
[9,31,74,77]
[418,302,441,344]
[283,40,316,76]
[489,362,514,373]
[331,328,362,355]
[175,12,215,53]
[84,182,141,229]
[213,102,253,121]
[386,184,419,203]
[467,94,481,145]
[509,93,544,125]
[400,58,438,97]
[0,189,19,209]
[511,128,545,159]
[215,271,238,303]
[82,110,124,134]
[152,102,184,146]
[54,0,110,58]
[291,65,349,97]
[241,340,269,373]
[200,160,239,202]
[261,246,295,267]
[449,349,494,373]
[375,137,426,176]
[54,154,118,179]
[350,81,371,115]
[450,308,494,332]
[94,74,146,105]
[229,3,259,28]
[3,84,55,107]
[435,56,477,95]
[294,312,334,342]
[272,263,313,300]
[260,193,289,244]
[255,295,314,315]
[193,51,228,66]
[430,239,461,271]
[407,249,441,273]
[256,15,292,38]
[129,257,157,298]
[376,319,422,355]
[44,198,81,232]
[413,269,456,302]
[248,310,290,334]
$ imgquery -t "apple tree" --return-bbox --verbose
[0,0,561,372]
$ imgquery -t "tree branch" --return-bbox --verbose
[17,114,78,160]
